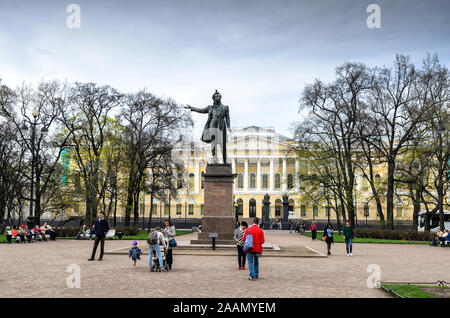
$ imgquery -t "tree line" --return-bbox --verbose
[293,54,450,231]
[0,80,192,232]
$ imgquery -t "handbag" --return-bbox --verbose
[323,235,327,241]
[169,238,177,247]
[243,227,254,252]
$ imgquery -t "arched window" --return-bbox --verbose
[287,174,294,189]
[362,177,369,192]
[189,173,195,190]
[250,173,256,189]
[275,199,282,217]
[249,199,256,217]
[237,173,244,189]
[275,173,281,189]
[375,173,381,183]
[262,174,268,189]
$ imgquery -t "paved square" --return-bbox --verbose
[0,232,446,298]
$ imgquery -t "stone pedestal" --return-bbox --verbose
[191,164,236,245]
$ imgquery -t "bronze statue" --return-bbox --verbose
[185,90,230,164]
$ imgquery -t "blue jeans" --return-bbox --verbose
[148,244,163,269]
[246,252,260,278]
[345,238,352,254]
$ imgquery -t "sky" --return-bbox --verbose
[0,0,449,138]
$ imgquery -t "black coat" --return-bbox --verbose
[323,228,334,244]
[94,219,109,237]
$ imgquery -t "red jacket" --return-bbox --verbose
[242,225,265,253]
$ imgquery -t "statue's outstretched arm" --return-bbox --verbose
[185,104,209,113]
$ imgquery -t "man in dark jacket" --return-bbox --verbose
[88,212,109,261]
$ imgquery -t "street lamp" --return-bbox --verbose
[20,110,48,228]
[233,197,239,228]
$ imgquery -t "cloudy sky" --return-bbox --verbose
[0,0,449,138]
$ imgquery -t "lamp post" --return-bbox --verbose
[20,110,48,228]
[233,197,239,228]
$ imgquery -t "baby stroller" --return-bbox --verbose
[152,247,168,272]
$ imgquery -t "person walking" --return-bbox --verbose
[234,221,248,270]
[128,240,143,268]
[242,217,265,281]
[310,222,317,240]
[147,228,167,271]
[163,219,176,271]
[88,212,109,261]
[323,223,334,256]
[342,220,354,256]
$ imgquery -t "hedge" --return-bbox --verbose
[354,229,434,241]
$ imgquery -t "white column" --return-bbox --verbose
[269,158,274,191]
[295,159,300,191]
[282,158,287,191]
[257,159,261,190]
[244,158,248,191]
[195,161,200,193]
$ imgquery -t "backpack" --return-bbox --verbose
[243,227,254,252]
[147,231,158,245]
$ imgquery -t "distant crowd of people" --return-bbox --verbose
[5,223,56,243]
[431,229,450,247]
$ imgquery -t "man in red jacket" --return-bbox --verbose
[242,217,265,280]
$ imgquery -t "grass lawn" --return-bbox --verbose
[0,230,192,243]
[381,284,449,298]
[300,231,429,245]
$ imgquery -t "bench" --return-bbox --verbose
[84,229,116,239]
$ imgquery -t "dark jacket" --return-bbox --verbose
[323,227,334,244]
[94,218,109,237]
[342,225,354,240]
[128,247,143,260]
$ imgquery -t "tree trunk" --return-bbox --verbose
[386,157,396,229]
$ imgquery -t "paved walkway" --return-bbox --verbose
[0,232,447,298]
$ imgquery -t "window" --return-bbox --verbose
[201,174,204,189]
[73,202,80,214]
[313,205,319,217]
[396,206,403,218]
[249,199,256,217]
[189,204,194,215]
[189,173,195,190]
[287,174,294,189]
[177,173,183,189]
[250,173,256,189]
[326,206,331,217]
[237,173,244,189]
[152,204,158,215]
[262,174,268,189]
[200,204,204,215]
[176,204,182,215]
[375,174,381,184]
[301,205,307,217]
[275,173,281,189]
[362,177,369,192]
[275,199,282,217]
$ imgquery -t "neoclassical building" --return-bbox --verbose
[148,126,414,223]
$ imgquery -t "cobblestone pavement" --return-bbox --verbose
[1,231,447,298]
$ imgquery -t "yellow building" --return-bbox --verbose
[148,126,414,223]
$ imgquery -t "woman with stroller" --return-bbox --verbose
[163,219,176,271]
[148,227,167,272]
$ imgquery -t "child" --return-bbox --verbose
[128,240,143,268]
